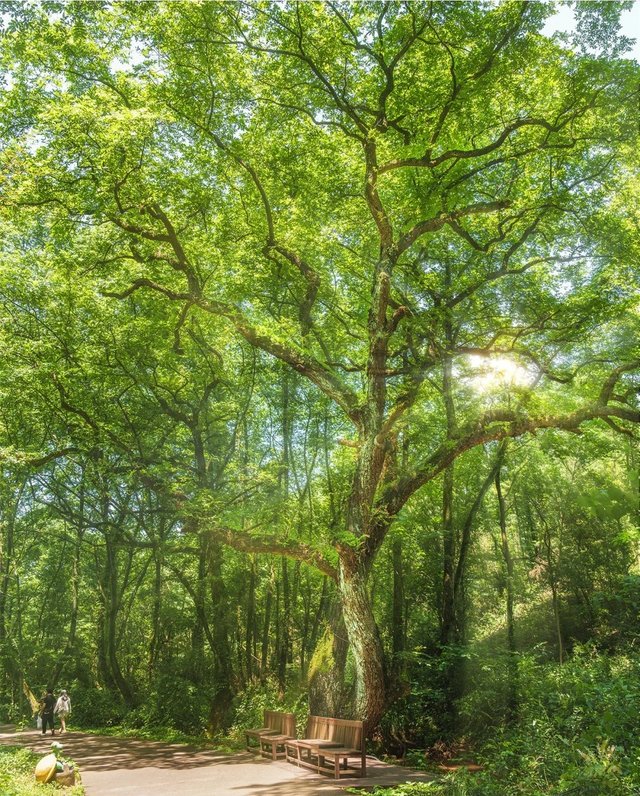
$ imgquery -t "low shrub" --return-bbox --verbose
[0,745,84,796]
[66,685,128,728]
[454,643,640,794]
[227,680,308,741]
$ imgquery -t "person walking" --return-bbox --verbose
[40,689,56,736]
[54,689,71,733]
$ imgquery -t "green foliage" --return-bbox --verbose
[346,779,471,796]
[450,645,640,795]
[0,746,84,796]
[227,680,308,742]
[0,0,639,765]
[380,652,453,752]
[67,686,128,729]
[119,675,211,735]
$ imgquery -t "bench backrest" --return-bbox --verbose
[264,710,296,736]
[305,715,364,751]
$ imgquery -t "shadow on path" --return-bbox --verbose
[0,724,437,796]
[0,726,252,771]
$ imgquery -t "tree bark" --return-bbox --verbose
[390,537,405,690]
[495,442,517,720]
[277,557,290,695]
[337,558,386,734]
[260,573,273,682]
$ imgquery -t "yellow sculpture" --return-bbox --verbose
[34,752,57,783]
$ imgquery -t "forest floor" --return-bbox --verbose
[0,725,437,795]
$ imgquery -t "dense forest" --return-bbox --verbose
[1,2,639,794]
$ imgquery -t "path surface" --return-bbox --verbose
[0,725,436,795]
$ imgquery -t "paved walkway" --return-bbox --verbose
[0,725,437,795]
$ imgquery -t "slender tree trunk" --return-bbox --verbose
[440,462,456,646]
[535,501,565,665]
[96,484,136,706]
[105,534,136,707]
[260,574,272,682]
[277,557,290,695]
[245,561,255,681]
[51,520,84,687]
[495,443,517,720]
[148,537,163,675]
[544,528,564,665]
[390,537,405,690]
[188,537,207,683]
[208,540,233,731]
[440,326,458,647]
[0,480,24,700]
[97,538,116,691]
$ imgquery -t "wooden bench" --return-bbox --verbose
[285,715,365,779]
[245,710,296,758]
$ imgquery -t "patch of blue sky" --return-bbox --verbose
[541,1,640,61]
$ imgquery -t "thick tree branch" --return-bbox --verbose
[383,117,567,173]
[396,200,511,256]
[104,279,362,425]
[379,384,640,518]
[205,526,338,581]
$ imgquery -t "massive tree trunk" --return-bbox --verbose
[308,597,350,717]
[337,557,386,734]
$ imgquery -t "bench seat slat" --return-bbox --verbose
[317,747,361,757]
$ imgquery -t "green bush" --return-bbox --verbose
[121,674,211,735]
[454,644,640,795]
[228,680,308,741]
[67,685,128,728]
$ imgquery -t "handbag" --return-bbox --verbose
[36,715,42,730]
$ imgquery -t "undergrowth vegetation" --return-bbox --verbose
[357,643,640,796]
[0,746,84,796]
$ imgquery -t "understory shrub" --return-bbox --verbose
[120,674,212,735]
[228,679,308,741]
[66,685,128,728]
[0,746,84,796]
[454,643,640,794]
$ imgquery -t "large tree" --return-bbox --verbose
[1,1,639,730]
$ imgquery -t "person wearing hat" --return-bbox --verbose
[54,689,71,734]
[39,689,56,736]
